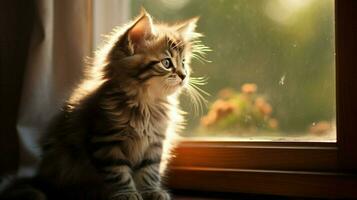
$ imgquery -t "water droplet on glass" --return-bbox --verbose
[279,74,286,85]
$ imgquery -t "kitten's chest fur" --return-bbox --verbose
[123,106,168,164]
[99,94,170,165]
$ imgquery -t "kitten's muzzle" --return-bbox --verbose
[178,73,186,81]
[169,73,186,81]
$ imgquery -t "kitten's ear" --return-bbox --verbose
[176,17,200,41]
[117,10,154,55]
[128,10,155,47]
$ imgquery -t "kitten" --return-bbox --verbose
[0,10,208,200]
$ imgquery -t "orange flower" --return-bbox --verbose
[261,104,272,115]
[201,99,237,127]
[255,97,272,115]
[241,83,257,94]
[201,109,218,127]
[254,97,266,107]
[211,99,226,110]
[216,102,235,120]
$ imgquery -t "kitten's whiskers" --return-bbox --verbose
[184,76,210,116]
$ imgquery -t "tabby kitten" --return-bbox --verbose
[0,10,208,200]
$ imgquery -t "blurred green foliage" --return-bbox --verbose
[131,0,335,136]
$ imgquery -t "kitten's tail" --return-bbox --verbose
[0,176,46,200]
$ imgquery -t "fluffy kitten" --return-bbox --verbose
[0,10,208,200]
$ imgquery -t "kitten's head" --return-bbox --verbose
[99,10,207,101]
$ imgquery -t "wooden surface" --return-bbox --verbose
[174,196,227,200]
[168,167,357,199]
[166,140,357,198]
[336,0,357,172]
[173,191,321,200]
[170,141,338,172]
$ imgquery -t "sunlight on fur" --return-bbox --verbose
[80,9,211,174]
[0,9,210,200]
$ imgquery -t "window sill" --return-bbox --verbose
[166,140,357,199]
[169,140,338,171]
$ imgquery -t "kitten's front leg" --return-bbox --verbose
[102,166,142,200]
[90,141,142,200]
[133,142,171,200]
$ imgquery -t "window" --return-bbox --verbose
[131,1,357,198]
[132,0,335,142]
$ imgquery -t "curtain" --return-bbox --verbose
[16,0,92,176]
[0,0,129,177]
[0,0,36,176]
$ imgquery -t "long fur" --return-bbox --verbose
[0,10,209,200]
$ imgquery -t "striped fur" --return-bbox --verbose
[0,10,207,200]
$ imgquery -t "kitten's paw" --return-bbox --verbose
[141,190,170,200]
[110,192,143,200]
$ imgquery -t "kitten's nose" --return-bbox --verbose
[177,73,186,81]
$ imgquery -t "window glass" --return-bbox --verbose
[132,0,335,142]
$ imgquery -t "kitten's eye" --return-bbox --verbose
[161,58,172,69]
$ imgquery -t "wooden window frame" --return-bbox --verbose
[166,1,357,198]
